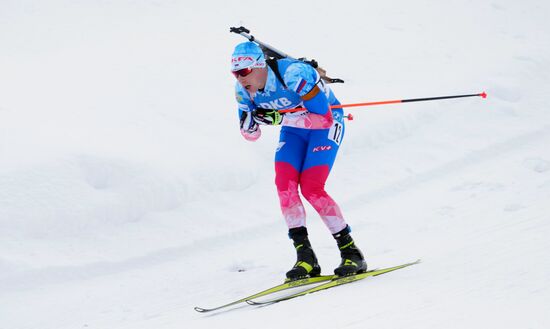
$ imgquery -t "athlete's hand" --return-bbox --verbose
[240,111,261,142]
[240,111,259,132]
[252,108,283,126]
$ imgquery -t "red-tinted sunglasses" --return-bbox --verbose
[232,67,253,78]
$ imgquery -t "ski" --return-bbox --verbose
[194,274,334,313]
[246,259,421,305]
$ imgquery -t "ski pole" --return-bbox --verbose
[279,92,487,114]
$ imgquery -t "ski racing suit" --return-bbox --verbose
[235,58,347,234]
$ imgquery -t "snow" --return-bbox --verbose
[1,0,550,328]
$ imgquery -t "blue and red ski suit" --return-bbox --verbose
[235,59,348,234]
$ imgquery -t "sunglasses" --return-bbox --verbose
[232,67,253,78]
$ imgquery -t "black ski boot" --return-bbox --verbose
[333,226,367,277]
[285,227,321,282]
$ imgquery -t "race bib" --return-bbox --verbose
[328,121,343,145]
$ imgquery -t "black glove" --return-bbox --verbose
[240,111,259,133]
[252,108,283,126]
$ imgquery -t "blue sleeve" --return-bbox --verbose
[283,62,329,115]
[234,83,255,120]
[303,89,330,115]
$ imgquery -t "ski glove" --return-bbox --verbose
[252,108,283,126]
[240,111,261,142]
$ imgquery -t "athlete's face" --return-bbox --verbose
[234,67,267,95]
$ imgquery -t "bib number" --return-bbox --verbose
[328,121,343,145]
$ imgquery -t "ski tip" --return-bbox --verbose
[480,91,487,99]
[407,259,422,266]
[245,300,259,305]
[194,306,208,313]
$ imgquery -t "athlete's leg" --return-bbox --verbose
[299,119,347,234]
[274,128,308,229]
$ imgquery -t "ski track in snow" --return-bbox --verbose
[345,124,550,206]
[4,125,548,294]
